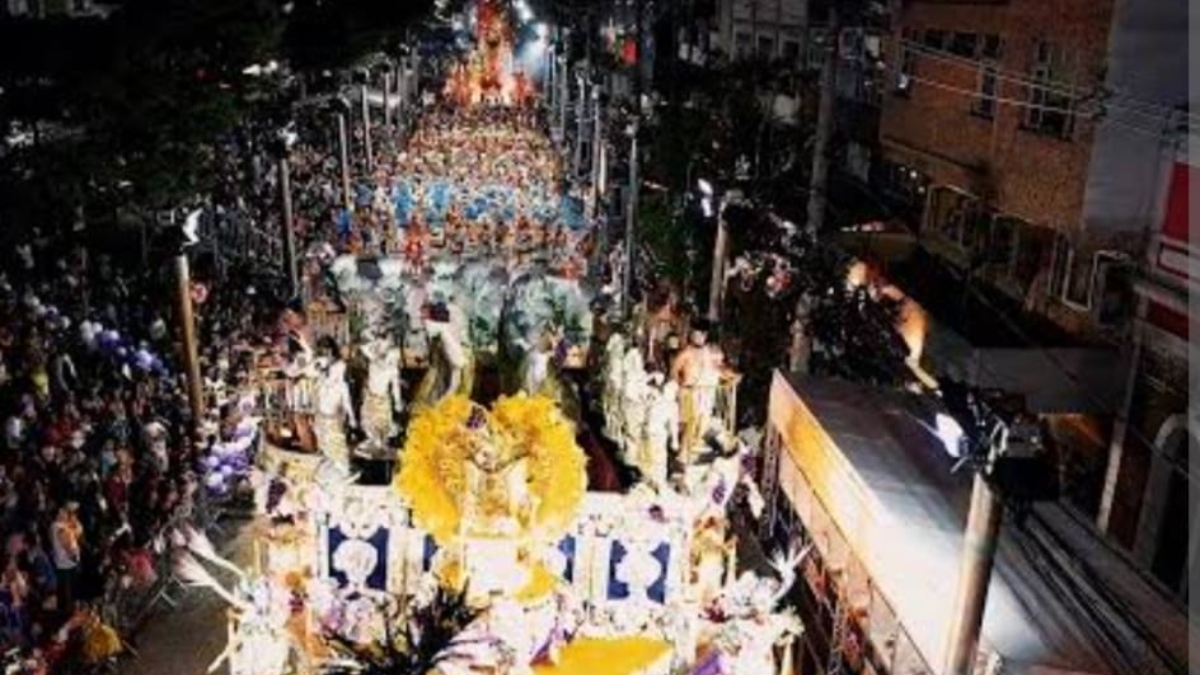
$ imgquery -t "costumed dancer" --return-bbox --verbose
[360,329,403,450]
[637,373,679,490]
[412,302,474,411]
[671,320,725,465]
[313,337,356,467]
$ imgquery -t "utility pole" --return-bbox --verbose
[623,117,639,320]
[945,473,1004,675]
[279,154,299,298]
[805,5,840,237]
[622,0,645,322]
[633,0,645,112]
[361,81,374,170]
[397,58,407,133]
[383,65,393,132]
[175,252,204,430]
[337,110,352,210]
[589,86,604,221]
[707,199,728,322]
[558,54,569,145]
[549,42,558,116]
[575,75,587,180]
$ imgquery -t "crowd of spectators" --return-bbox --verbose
[0,225,272,672]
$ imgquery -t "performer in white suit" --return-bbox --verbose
[313,339,356,467]
[637,374,679,490]
[360,330,403,449]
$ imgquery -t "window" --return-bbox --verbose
[1013,224,1051,293]
[949,32,978,58]
[807,31,829,70]
[923,29,947,50]
[840,29,862,60]
[927,186,978,249]
[1094,253,1133,327]
[981,34,1003,59]
[963,210,990,255]
[974,64,998,118]
[758,35,775,59]
[986,215,1018,271]
[783,40,800,62]
[1024,42,1076,139]
[735,32,752,60]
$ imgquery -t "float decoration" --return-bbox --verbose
[396,394,586,545]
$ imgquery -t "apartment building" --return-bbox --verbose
[879,0,1194,604]
[3,0,110,18]
[714,0,809,63]
[1097,146,1197,601]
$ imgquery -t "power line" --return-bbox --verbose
[901,73,1080,116]
[885,67,1181,143]
[896,39,1199,127]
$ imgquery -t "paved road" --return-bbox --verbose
[119,519,254,675]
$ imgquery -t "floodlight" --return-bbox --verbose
[933,413,966,458]
[182,208,202,248]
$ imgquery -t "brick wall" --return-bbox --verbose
[880,0,1116,230]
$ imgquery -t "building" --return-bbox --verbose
[713,0,809,64]
[873,0,1194,604]
[878,0,1188,339]
[2,0,111,18]
[1096,147,1197,600]
[759,372,1191,675]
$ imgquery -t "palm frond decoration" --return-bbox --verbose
[321,584,480,675]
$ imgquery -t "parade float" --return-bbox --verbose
[204,390,804,675]
[215,1,803,672]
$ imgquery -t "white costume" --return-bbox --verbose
[361,338,403,447]
[619,352,650,459]
[313,359,356,466]
[601,335,628,440]
[638,377,679,489]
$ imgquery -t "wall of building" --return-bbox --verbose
[716,0,809,63]
[880,0,1115,229]
[1079,0,1190,235]
[1100,151,1197,601]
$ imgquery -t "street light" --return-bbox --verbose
[358,67,374,170]
[622,117,640,320]
[170,207,205,431]
[333,96,353,210]
[703,185,742,323]
[274,125,300,299]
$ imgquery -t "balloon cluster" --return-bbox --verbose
[78,317,170,380]
[202,417,259,498]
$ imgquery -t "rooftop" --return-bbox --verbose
[772,373,1190,675]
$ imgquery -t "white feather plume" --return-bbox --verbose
[182,524,245,580]
[173,552,249,611]
[769,542,813,606]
